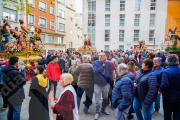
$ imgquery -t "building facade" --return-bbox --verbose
[0,0,25,31]
[82,0,168,51]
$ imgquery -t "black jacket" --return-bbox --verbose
[58,57,65,71]
[1,65,26,105]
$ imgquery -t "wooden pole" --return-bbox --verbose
[50,85,54,120]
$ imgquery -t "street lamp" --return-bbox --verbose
[154,36,156,49]
[30,26,35,33]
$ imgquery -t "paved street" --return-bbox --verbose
[0,81,164,120]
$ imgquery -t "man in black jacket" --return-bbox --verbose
[1,56,26,120]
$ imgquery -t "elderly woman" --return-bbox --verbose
[50,73,79,120]
[159,54,180,120]
[133,59,157,120]
[68,59,81,92]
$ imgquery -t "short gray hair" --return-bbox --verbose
[153,57,162,63]
[125,54,128,57]
[166,54,179,65]
[129,55,134,60]
[117,63,128,74]
[82,55,88,62]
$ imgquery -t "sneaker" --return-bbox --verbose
[47,95,49,100]
[94,113,100,120]
[54,97,58,101]
[154,111,159,115]
[101,110,109,115]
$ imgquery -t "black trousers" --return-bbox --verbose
[108,83,114,106]
[72,85,78,93]
[0,84,8,108]
[47,80,58,98]
[163,100,180,120]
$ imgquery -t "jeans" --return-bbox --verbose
[77,87,93,112]
[116,105,131,120]
[163,100,180,120]
[7,104,22,120]
[133,97,153,120]
[47,80,57,97]
[94,84,110,113]
[150,94,161,114]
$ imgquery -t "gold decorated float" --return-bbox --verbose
[0,16,43,80]
[77,34,96,53]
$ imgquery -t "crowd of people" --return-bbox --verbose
[0,48,180,120]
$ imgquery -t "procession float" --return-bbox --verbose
[0,16,43,80]
[135,39,148,52]
[77,34,96,53]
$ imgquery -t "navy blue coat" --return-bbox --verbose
[1,65,26,105]
[159,65,180,102]
[112,72,135,111]
[93,60,113,87]
[135,69,157,105]
[152,66,163,90]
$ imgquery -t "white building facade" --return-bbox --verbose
[82,0,167,51]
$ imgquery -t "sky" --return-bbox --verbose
[75,0,82,13]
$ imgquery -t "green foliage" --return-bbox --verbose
[165,46,180,51]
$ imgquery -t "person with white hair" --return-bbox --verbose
[74,55,94,114]
[112,63,135,120]
[124,54,129,64]
[50,73,79,120]
[159,54,180,120]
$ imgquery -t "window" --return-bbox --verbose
[150,0,156,10]
[58,37,63,44]
[105,30,110,41]
[88,0,96,11]
[119,30,124,41]
[50,6,54,15]
[134,30,139,41]
[39,17,46,28]
[134,14,140,26]
[119,14,125,26]
[59,10,65,18]
[149,30,155,41]
[104,45,110,51]
[59,0,65,4]
[59,23,65,31]
[50,21,54,30]
[70,30,73,34]
[28,14,34,25]
[39,1,46,12]
[88,12,96,26]
[150,14,155,26]
[69,42,73,48]
[120,0,125,11]
[105,15,110,26]
[48,35,54,43]
[119,45,124,51]
[3,8,17,22]
[105,0,110,11]
[40,34,45,43]
[28,0,34,6]
[135,0,140,11]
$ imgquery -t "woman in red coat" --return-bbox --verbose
[50,73,79,120]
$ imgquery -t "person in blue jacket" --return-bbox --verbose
[159,54,180,120]
[112,63,135,120]
[151,57,163,115]
[93,52,113,120]
[133,58,157,120]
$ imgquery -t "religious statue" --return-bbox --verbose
[0,16,11,51]
[169,27,180,46]
[11,27,21,44]
[19,19,29,49]
[87,36,92,47]
[84,38,88,47]
[29,26,43,46]
[138,40,146,50]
